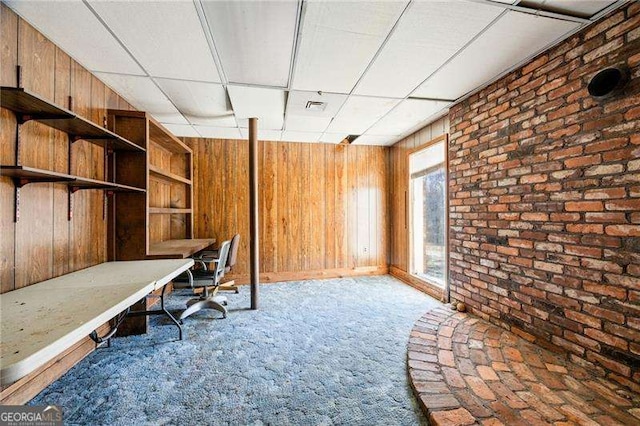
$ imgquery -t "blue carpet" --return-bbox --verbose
[30,275,440,425]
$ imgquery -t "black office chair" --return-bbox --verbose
[193,233,240,294]
[176,239,231,321]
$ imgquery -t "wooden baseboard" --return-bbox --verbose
[389,266,445,302]
[225,265,389,285]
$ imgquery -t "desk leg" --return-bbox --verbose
[127,284,184,341]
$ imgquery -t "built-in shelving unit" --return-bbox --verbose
[107,109,198,262]
[0,85,146,221]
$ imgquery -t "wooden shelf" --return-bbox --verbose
[148,119,190,153]
[149,164,191,185]
[147,239,216,259]
[148,207,192,214]
[1,166,145,192]
[1,87,144,152]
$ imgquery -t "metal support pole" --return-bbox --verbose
[249,117,259,310]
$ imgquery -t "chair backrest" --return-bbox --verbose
[214,240,231,285]
[226,233,240,272]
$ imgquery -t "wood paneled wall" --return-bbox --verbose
[388,117,449,298]
[185,138,390,282]
[0,4,134,293]
[0,4,133,403]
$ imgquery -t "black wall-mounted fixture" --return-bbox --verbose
[587,66,629,101]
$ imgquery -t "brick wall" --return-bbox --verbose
[448,3,640,390]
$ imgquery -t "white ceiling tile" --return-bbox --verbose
[161,124,200,138]
[351,134,397,146]
[195,126,242,139]
[150,113,189,126]
[320,133,348,144]
[155,79,235,127]
[240,128,282,142]
[236,117,285,131]
[186,114,237,128]
[286,91,348,118]
[228,85,285,130]
[202,1,297,87]
[89,1,220,82]
[4,0,143,75]
[285,116,332,132]
[413,11,580,100]
[281,131,321,143]
[95,73,184,117]
[292,1,408,93]
[519,1,615,18]
[354,1,502,98]
[367,99,448,136]
[326,96,401,134]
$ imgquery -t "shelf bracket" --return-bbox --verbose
[13,177,69,222]
[14,186,20,222]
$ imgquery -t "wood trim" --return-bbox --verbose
[443,134,451,303]
[148,207,192,214]
[406,134,447,155]
[389,266,444,302]
[223,265,388,285]
[404,134,450,299]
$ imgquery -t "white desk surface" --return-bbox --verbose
[0,259,193,385]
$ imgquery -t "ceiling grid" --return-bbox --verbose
[3,0,621,145]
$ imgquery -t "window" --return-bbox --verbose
[409,140,447,288]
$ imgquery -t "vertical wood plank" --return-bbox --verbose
[260,141,278,272]
[287,143,301,271]
[334,144,348,269]
[236,138,249,276]
[300,143,310,271]
[277,143,289,273]
[0,3,18,292]
[324,144,336,270]
[14,19,55,288]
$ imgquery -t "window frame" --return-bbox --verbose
[405,134,450,302]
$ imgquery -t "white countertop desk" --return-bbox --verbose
[1,259,193,385]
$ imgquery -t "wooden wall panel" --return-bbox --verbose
[0,9,134,287]
[1,4,136,402]
[185,138,390,282]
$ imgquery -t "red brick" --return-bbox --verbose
[565,201,603,212]
[519,173,548,184]
[605,199,640,211]
[429,408,475,426]
[564,154,601,168]
[566,224,604,234]
[605,225,640,236]
[584,187,626,200]
[520,212,548,221]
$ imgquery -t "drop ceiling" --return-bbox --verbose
[5,0,619,146]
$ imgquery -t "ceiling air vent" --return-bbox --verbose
[342,135,359,145]
[305,101,326,112]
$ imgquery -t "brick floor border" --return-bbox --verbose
[407,307,640,425]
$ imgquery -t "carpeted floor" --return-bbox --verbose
[30,275,440,425]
